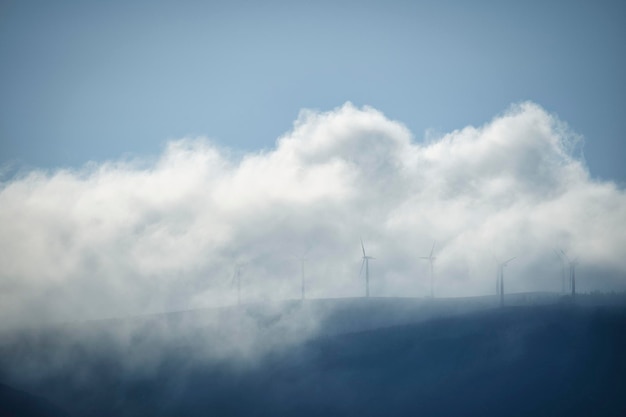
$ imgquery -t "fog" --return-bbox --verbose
[1,101,625,332]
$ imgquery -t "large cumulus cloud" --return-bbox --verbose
[1,102,625,329]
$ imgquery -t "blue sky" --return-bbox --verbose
[1,0,625,183]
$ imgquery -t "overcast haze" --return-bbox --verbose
[1,2,626,329]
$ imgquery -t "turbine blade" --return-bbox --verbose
[361,238,366,257]
[430,241,436,257]
[503,256,516,265]
[359,259,365,277]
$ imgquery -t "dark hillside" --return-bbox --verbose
[1,300,624,416]
[0,382,71,417]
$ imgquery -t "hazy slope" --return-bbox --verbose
[1,297,625,416]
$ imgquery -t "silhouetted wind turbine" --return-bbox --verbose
[496,256,516,307]
[561,250,578,297]
[360,239,375,297]
[420,241,437,298]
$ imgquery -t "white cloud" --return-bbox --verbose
[1,101,625,329]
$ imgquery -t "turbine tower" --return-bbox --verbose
[295,249,309,300]
[561,250,578,297]
[360,239,375,297]
[555,249,567,294]
[231,262,244,306]
[420,241,437,298]
[496,256,516,307]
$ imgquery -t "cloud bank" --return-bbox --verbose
[1,102,625,329]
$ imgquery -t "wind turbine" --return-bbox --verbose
[295,249,310,300]
[360,239,375,297]
[561,250,578,297]
[231,262,245,306]
[495,256,516,307]
[420,241,436,298]
[555,249,567,294]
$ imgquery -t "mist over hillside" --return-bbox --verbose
[1,295,625,416]
[1,97,625,417]
[2,2,625,414]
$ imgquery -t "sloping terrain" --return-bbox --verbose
[0,382,71,417]
[1,296,624,416]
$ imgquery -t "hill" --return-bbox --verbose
[1,295,625,416]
